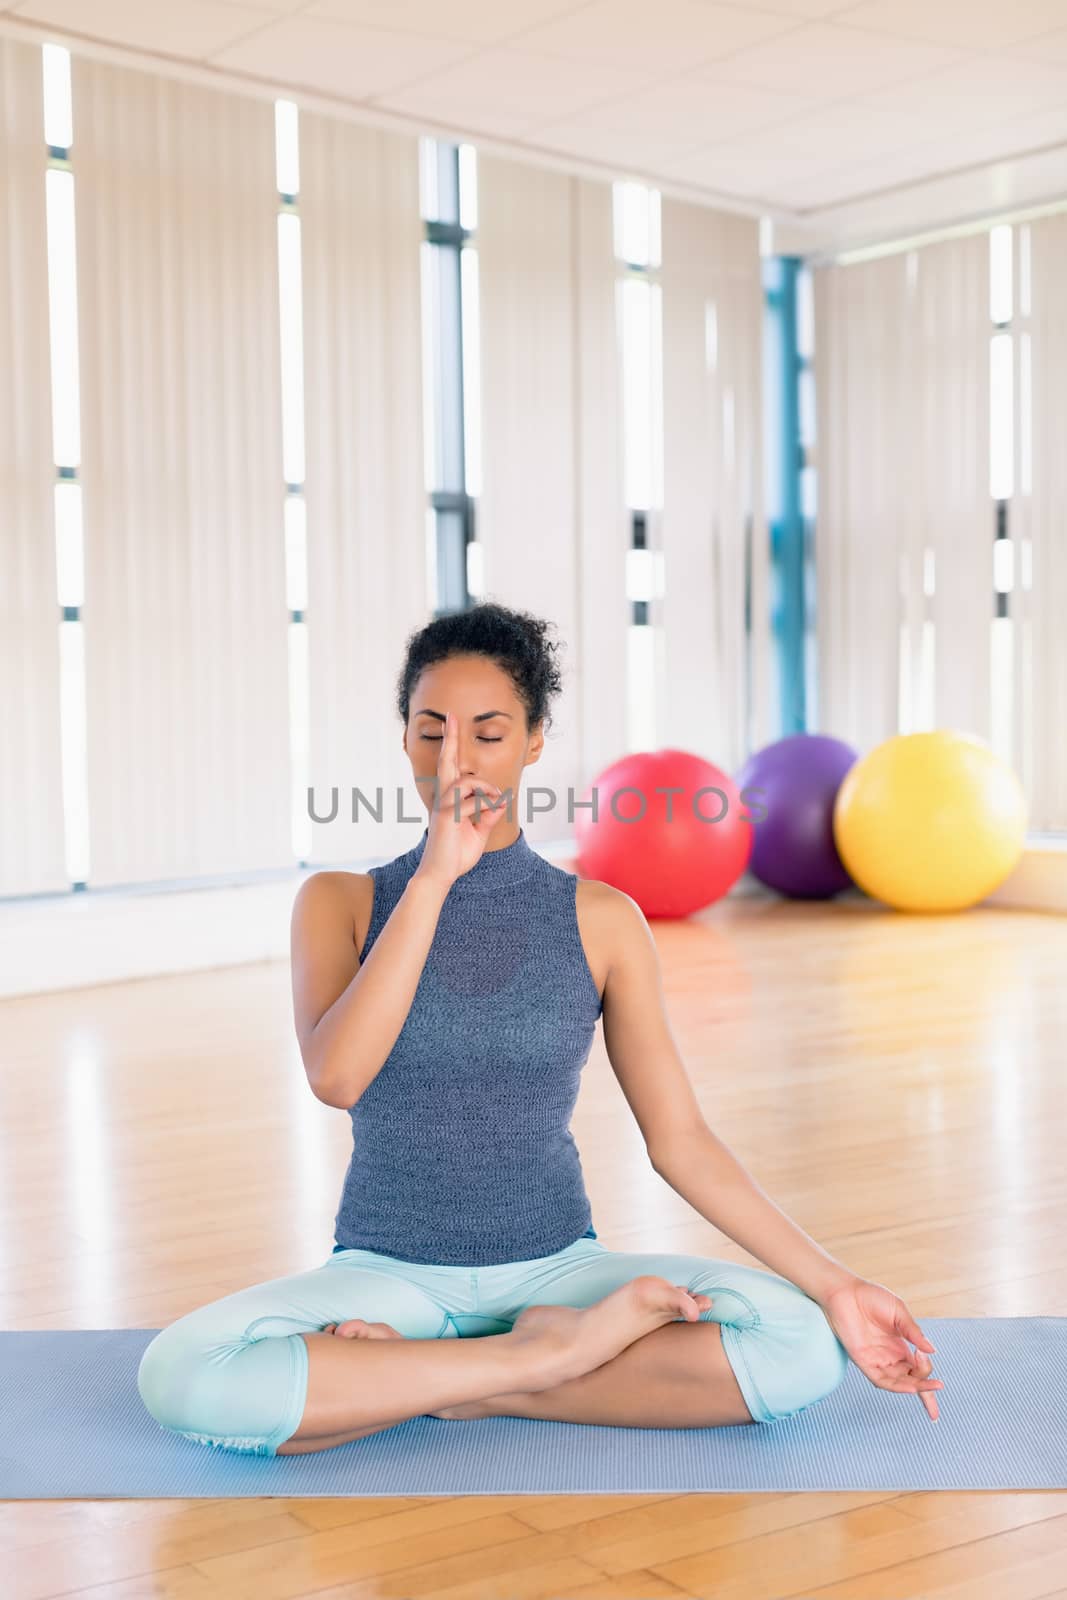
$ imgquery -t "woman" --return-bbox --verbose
[137,602,943,1457]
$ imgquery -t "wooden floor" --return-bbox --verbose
[3,894,1067,1599]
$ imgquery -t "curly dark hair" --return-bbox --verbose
[396,601,565,737]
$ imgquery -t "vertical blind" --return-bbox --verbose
[0,38,67,897]
[73,56,292,885]
[477,157,628,835]
[814,221,1065,830]
[1016,214,1067,831]
[815,249,932,748]
[813,235,990,751]
[299,113,426,866]
[661,200,770,775]
[922,234,991,742]
[571,178,630,800]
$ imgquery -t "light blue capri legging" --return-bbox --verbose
[136,1231,851,1457]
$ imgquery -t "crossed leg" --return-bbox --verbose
[141,1244,847,1456]
[275,1286,748,1465]
[434,1317,754,1429]
[278,1306,752,1452]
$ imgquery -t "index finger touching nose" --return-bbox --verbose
[438,708,457,783]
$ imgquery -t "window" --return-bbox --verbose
[420,140,481,615]
[989,225,1012,768]
[42,43,91,889]
[613,181,663,753]
[274,100,311,864]
[763,249,810,737]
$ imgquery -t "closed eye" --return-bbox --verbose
[420,735,503,742]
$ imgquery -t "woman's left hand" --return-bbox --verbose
[821,1277,944,1421]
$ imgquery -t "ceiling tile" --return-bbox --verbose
[692,20,968,96]
[660,140,827,195]
[510,0,800,77]
[757,99,1067,210]
[373,95,538,139]
[700,0,851,13]
[782,154,920,209]
[214,0,315,13]
[210,14,472,95]
[12,0,277,56]
[529,119,704,174]
[852,54,1067,132]
[549,75,818,144]
[375,47,654,130]
[835,0,1067,51]
[1007,23,1067,67]
[692,94,944,172]
[306,0,586,45]
[785,146,1067,244]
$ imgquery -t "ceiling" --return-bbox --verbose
[3,0,1067,253]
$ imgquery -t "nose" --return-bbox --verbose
[457,738,482,776]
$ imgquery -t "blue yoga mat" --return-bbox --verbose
[2,1318,1064,1497]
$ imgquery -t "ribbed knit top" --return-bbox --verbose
[331,825,604,1266]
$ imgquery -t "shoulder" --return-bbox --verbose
[574,875,648,985]
[573,874,624,911]
[295,868,373,902]
[293,870,375,951]
[574,873,644,924]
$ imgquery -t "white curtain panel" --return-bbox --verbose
[922,234,991,742]
[476,157,627,840]
[0,38,67,897]
[660,201,769,775]
[73,56,292,885]
[813,234,990,759]
[1015,214,1067,832]
[299,114,426,866]
[814,251,915,750]
[571,177,629,802]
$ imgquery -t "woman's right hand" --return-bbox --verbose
[414,710,506,890]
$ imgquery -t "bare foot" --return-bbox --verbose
[322,1318,405,1341]
[328,1281,713,1420]
[432,1281,713,1420]
[504,1277,713,1393]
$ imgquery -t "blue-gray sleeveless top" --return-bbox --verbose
[331,825,603,1266]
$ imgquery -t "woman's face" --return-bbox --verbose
[402,655,544,822]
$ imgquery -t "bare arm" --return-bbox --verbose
[290,868,449,1109]
[293,713,502,1109]
[601,888,857,1304]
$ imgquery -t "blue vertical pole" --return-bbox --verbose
[763,255,806,735]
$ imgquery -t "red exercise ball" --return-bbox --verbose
[574,748,752,917]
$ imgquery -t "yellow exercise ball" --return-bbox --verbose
[832,730,1027,913]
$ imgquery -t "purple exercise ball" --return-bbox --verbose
[735,733,859,899]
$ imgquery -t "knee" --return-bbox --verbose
[795,1297,850,1409]
[137,1324,230,1441]
[137,1320,306,1456]
[137,1328,171,1421]
[758,1294,850,1423]
[708,1274,849,1425]
[136,1325,193,1430]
